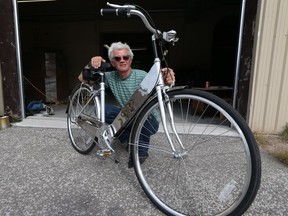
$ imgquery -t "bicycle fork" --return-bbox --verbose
[156,86,187,158]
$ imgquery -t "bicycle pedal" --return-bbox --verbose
[96,149,112,156]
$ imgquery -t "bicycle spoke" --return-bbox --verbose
[67,84,97,154]
[131,89,261,215]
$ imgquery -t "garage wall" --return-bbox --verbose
[0,65,4,115]
[248,0,288,133]
[20,20,99,95]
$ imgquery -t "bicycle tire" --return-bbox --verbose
[130,88,261,216]
[67,84,98,154]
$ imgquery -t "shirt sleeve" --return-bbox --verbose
[104,71,112,89]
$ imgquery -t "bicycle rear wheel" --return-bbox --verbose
[67,84,99,154]
[130,88,261,216]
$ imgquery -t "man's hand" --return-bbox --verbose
[162,67,175,86]
[91,56,106,68]
[78,56,106,83]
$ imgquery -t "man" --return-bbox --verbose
[79,42,175,167]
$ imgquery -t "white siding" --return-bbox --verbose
[0,65,4,115]
[248,0,288,133]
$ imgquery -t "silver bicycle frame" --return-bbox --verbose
[97,3,183,152]
[96,57,184,152]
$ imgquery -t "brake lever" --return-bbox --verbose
[163,30,179,44]
[107,2,136,9]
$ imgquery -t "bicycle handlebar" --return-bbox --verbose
[90,62,114,73]
[100,6,158,35]
[100,2,179,44]
[100,8,129,18]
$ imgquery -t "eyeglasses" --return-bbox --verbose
[112,55,130,62]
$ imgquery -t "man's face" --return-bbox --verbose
[111,49,132,77]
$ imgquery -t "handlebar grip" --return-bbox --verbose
[84,62,114,73]
[82,62,114,81]
[94,62,114,72]
[100,8,128,17]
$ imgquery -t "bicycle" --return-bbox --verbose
[67,2,261,216]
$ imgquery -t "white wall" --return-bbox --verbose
[248,0,288,133]
[0,65,4,115]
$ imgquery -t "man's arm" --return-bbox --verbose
[78,72,86,83]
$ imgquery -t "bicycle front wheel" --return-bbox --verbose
[67,84,99,154]
[130,88,261,216]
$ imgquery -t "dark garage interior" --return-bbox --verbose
[17,0,241,106]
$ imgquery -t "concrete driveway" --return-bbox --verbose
[0,126,287,215]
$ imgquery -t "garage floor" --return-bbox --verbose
[14,104,67,128]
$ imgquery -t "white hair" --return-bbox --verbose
[108,42,134,61]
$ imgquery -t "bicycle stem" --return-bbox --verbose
[99,73,106,123]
